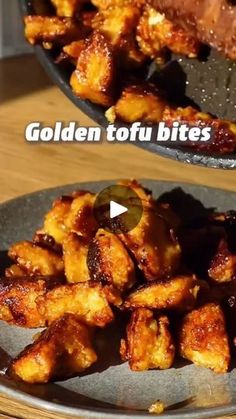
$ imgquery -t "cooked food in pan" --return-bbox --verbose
[2,179,236,384]
[23,0,236,155]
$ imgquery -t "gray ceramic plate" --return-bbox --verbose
[1,180,236,419]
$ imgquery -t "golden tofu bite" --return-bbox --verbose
[120,205,181,281]
[120,308,175,371]
[33,232,62,255]
[70,31,116,106]
[8,241,64,276]
[24,16,82,46]
[63,39,86,60]
[88,228,136,292]
[106,84,167,124]
[137,6,200,61]
[42,195,74,245]
[91,0,145,8]
[0,276,62,328]
[124,275,200,311]
[37,281,117,327]
[92,6,141,47]
[5,265,26,278]
[63,232,90,283]
[208,239,236,283]
[92,6,145,68]
[10,314,97,383]
[65,192,98,238]
[179,303,230,373]
[116,180,181,281]
[51,0,85,17]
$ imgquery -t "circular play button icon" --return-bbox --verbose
[93,185,143,234]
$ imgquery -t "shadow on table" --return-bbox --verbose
[0,55,52,104]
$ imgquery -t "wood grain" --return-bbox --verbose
[0,54,235,419]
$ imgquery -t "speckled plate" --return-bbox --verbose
[1,180,236,418]
[20,0,236,169]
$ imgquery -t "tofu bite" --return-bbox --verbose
[42,195,74,244]
[0,276,62,328]
[106,84,167,124]
[115,180,181,281]
[179,303,230,373]
[65,192,98,238]
[88,228,136,292]
[24,16,82,46]
[37,281,116,327]
[70,32,116,106]
[92,6,145,68]
[5,265,26,278]
[120,308,175,371]
[137,6,200,61]
[91,0,145,8]
[208,239,236,283]
[11,314,97,383]
[8,241,64,277]
[51,0,84,17]
[124,275,200,311]
[63,232,90,283]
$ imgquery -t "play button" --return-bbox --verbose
[93,184,143,234]
[110,201,128,219]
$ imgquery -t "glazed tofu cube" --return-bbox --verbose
[65,192,98,238]
[179,303,230,373]
[8,241,64,276]
[24,16,81,45]
[70,32,116,106]
[124,275,200,311]
[0,276,62,328]
[11,314,97,383]
[37,281,116,327]
[106,84,167,124]
[88,228,136,292]
[208,239,236,283]
[63,232,90,283]
[120,308,175,370]
[51,0,84,17]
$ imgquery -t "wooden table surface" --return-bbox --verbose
[0,54,236,419]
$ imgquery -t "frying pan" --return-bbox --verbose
[20,0,236,168]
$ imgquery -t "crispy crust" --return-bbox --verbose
[37,281,115,327]
[8,241,64,276]
[63,232,91,283]
[208,239,236,283]
[137,6,200,60]
[65,192,98,238]
[24,16,82,46]
[10,314,97,383]
[120,308,175,370]
[179,303,230,373]
[0,276,62,328]
[51,0,86,17]
[124,275,200,311]
[70,32,116,106]
[88,228,136,292]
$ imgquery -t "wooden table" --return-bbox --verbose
[0,55,235,419]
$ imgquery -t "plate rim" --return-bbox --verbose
[1,179,236,418]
